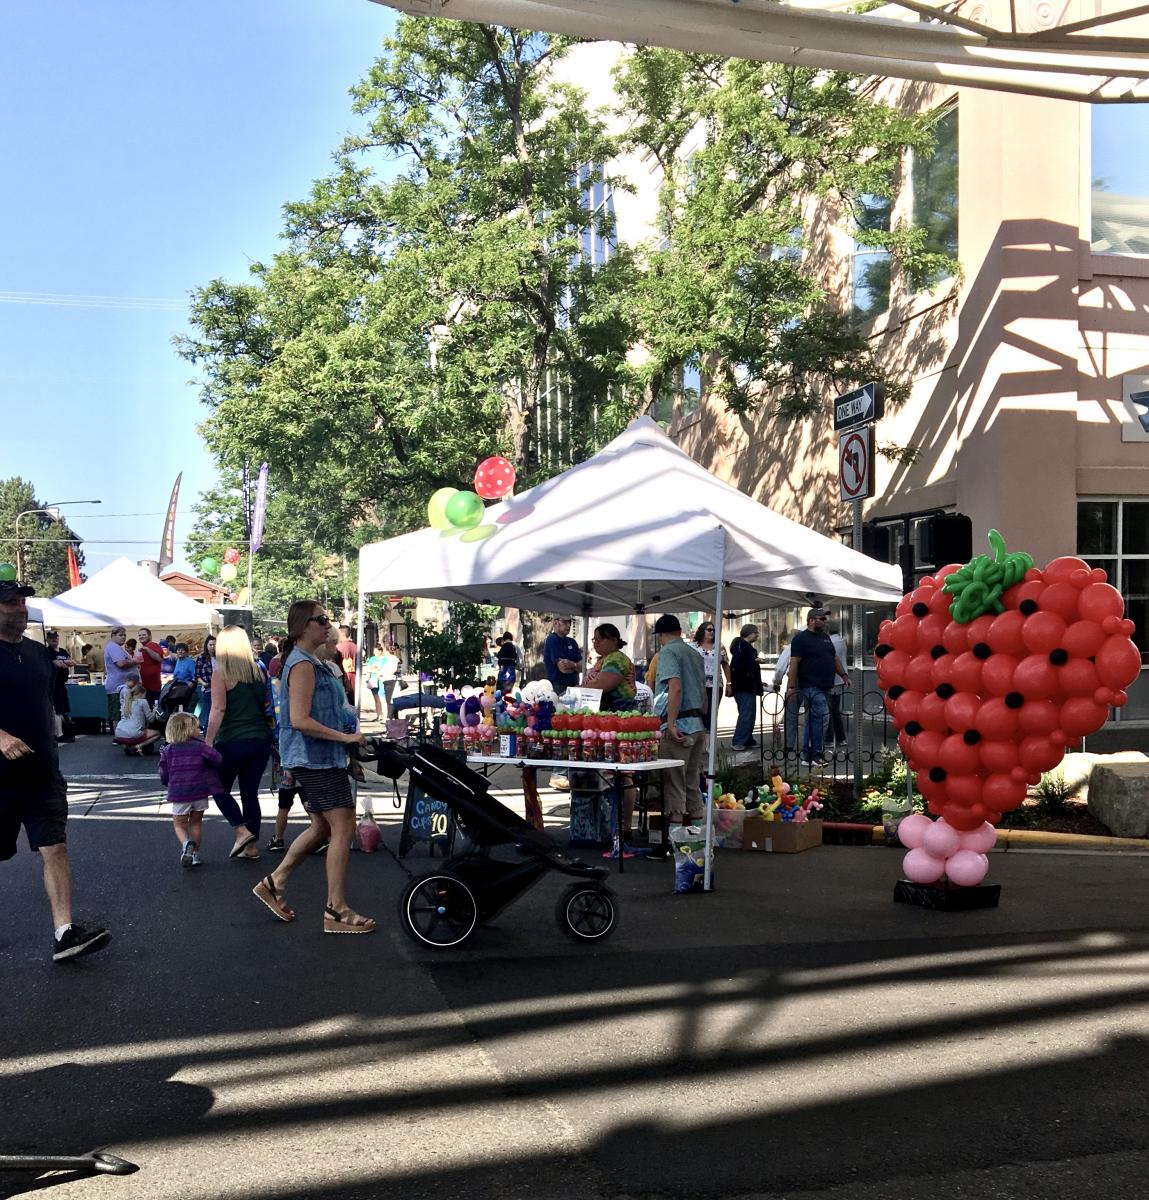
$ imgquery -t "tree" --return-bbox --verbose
[614,51,956,421]
[406,602,490,689]
[177,18,640,542]
[0,478,85,598]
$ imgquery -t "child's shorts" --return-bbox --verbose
[171,799,209,816]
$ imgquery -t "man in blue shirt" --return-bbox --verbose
[785,607,849,766]
[543,617,582,790]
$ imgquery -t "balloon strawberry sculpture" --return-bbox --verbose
[875,530,1140,888]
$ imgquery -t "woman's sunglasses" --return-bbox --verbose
[308,614,331,626]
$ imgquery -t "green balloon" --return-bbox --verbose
[200,556,219,576]
[0,563,16,582]
[445,489,485,530]
[427,487,459,530]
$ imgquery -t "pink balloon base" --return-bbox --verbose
[893,879,1001,910]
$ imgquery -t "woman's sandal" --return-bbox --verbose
[252,876,295,923]
[323,905,376,935]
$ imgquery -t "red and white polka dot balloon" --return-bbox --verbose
[474,456,516,500]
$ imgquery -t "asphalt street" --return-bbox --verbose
[1,733,1148,1200]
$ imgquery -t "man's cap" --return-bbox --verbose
[653,614,682,635]
[807,606,830,620]
[0,580,34,602]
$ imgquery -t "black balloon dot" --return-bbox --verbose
[888,685,906,700]
[972,643,992,660]
[875,644,893,658]
[1049,648,1069,666]
[935,683,955,699]
[930,645,946,660]
[912,603,929,617]
[1005,692,1025,709]
[1019,599,1038,615]
[928,766,947,783]
[905,721,923,736]
[963,729,982,745]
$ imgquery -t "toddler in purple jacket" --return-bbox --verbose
[159,712,223,867]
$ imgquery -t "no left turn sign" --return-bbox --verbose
[839,426,874,503]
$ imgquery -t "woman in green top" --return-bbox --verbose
[586,624,636,711]
[205,625,274,861]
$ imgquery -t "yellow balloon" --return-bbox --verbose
[220,562,238,582]
[427,487,459,530]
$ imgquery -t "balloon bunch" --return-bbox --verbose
[897,812,996,887]
[199,550,241,584]
[875,530,1140,836]
[426,457,517,535]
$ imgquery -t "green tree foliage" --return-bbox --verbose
[406,602,490,689]
[613,50,956,418]
[0,478,85,597]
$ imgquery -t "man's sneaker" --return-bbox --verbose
[191,852,202,866]
[53,925,111,963]
[549,775,570,791]
[180,839,197,868]
[266,837,285,853]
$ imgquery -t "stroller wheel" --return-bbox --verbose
[556,884,619,943]
[399,873,479,949]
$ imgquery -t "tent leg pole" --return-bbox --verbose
[703,576,724,892]
[355,586,367,718]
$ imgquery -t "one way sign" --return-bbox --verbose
[833,381,885,431]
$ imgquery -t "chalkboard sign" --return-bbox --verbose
[398,782,456,859]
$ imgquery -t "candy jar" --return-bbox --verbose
[602,731,617,763]
[581,728,597,762]
[568,730,583,763]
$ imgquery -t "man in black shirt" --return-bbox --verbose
[786,606,850,766]
[0,577,110,962]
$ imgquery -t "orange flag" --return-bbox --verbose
[66,545,82,589]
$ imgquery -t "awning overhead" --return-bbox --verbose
[371,0,1149,102]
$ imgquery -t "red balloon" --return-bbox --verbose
[1096,635,1141,690]
[1022,612,1067,655]
[908,730,945,767]
[876,649,910,689]
[1058,697,1110,739]
[965,615,996,651]
[945,774,984,806]
[983,774,1027,813]
[987,611,1027,656]
[950,652,985,694]
[942,620,969,655]
[935,564,963,581]
[1057,658,1100,698]
[980,738,1021,774]
[981,654,1020,696]
[930,654,957,689]
[1043,556,1091,584]
[1037,582,1080,623]
[1018,735,1065,774]
[892,690,925,725]
[939,734,981,776]
[473,455,516,500]
[944,690,981,732]
[1002,579,1044,611]
[1062,620,1105,659]
[926,585,954,617]
[917,693,950,733]
[942,804,985,832]
[905,653,937,693]
[888,614,920,652]
[1017,699,1061,738]
[977,698,1020,741]
[915,614,947,654]
[916,770,947,805]
[1012,655,1058,701]
[1076,582,1125,626]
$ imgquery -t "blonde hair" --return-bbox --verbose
[214,624,264,687]
[165,712,201,743]
[120,680,145,718]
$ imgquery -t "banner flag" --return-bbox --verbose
[158,472,182,570]
[66,544,82,589]
[250,463,269,554]
[241,461,252,539]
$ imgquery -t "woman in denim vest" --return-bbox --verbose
[251,600,374,934]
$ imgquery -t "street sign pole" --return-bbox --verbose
[852,498,864,801]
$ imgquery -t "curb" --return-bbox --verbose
[839,822,1149,853]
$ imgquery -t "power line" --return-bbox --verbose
[0,290,187,312]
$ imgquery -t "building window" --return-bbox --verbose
[910,105,958,290]
[1090,105,1149,255]
[578,162,616,266]
[851,193,892,323]
[1077,498,1149,721]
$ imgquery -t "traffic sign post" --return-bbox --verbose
[834,384,883,799]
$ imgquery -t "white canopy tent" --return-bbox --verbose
[357,416,902,886]
[35,557,220,636]
[372,0,1149,103]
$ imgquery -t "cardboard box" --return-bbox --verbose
[741,817,823,853]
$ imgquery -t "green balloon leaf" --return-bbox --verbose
[941,529,1034,623]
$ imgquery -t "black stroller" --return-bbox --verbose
[370,740,619,950]
[149,679,199,730]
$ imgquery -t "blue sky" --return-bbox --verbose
[0,0,396,578]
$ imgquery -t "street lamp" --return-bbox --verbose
[14,500,102,580]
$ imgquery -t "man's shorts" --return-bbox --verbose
[0,771,68,859]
